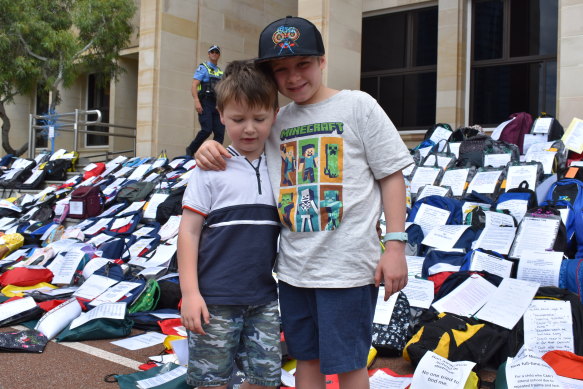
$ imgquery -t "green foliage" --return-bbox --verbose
[0,0,136,154]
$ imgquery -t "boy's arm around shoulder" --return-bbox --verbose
[374,170,408,301]
[194,140,231,171]
[177,209,209,334]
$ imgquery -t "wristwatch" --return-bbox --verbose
[383,232,408,243]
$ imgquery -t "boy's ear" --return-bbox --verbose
[318,56,327,70]
[219,111,225,125]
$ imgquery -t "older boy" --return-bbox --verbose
[196,17,414,389]
[178,60,281,389]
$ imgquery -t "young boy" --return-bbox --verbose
[178,60,281,389]
[195,17,414,389]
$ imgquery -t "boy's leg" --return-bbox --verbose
[278,282,326,389]
[279,282,378,389]
[238,300,282,388]
[186,305,244,388]
[295,359,326,389]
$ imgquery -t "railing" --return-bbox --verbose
[28,109,136,160]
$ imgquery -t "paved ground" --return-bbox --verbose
[0,325,496,389]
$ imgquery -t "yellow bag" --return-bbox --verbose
[1,282,57,297]
[0,233,24,259]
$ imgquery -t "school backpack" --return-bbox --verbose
[560,258,583,304]
[82,162,106,181]
[407,195,464,226]
[371,292,413,357]
[498,112,534,154]
[116,181,155,203]
[495,180,538,213]
[68,185,104,219]
[504,286,583,358]
[456,133,491,168]
[532,113,564,141]
[43,159,72,181]
[155,186,186,224]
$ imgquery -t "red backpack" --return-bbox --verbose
[68,185,104,219]
[498,112,533,154]
[82,162,106,181]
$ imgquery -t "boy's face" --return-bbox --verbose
[220,100,277,160]
[270,56,326,105]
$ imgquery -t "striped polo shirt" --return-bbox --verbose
[182,146,280,305]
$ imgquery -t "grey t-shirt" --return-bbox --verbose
[265,90,413,288]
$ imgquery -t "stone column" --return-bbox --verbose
[136,0,198,158]
[557,0,583,126]
[298,0,364,91]
[435,0,468,128]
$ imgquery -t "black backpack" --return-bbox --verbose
[505,286,583,358]
[155,186,186,224]
[44,159,72,181]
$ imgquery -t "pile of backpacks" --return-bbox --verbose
[0,149,194,359]
[0,110,583,387]
[371,112,583,386]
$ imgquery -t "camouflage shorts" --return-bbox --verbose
[186,300,281,387]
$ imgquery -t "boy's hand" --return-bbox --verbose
[194,140,231,171]
[374,241,408,301]
[180,293,210,335]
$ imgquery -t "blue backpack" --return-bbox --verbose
[407,195,463,225]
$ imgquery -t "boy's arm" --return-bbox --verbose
[177,209,209,334]
[374,170,408,301]
[194,140,231,171]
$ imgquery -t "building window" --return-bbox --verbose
[471,0,557,126]
[360,7,438,131]
[86,73,110,147]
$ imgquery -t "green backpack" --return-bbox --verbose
[128,278,161,314]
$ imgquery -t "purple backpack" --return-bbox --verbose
[499,112,533,154]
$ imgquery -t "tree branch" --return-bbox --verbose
[17,32,48,61]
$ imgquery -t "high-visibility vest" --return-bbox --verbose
[197,63,223,97]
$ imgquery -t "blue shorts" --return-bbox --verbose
[278,282,379,375]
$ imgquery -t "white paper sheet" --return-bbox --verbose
[90,281,142,306]
[506,348,564,389]
[82,218,113,236]
[369,370,411,389]
[526,151,556,175]
[143,193,170,219]
[402,278,434,309]
[510,217,560,259]
[69,302,127,329]
[410,167,441,194]
[48,250,86,285]
[438,168,469,197]
[561,117,583,153]
[523,300,574,354]
[0,297,38,322]
[82,257,113,279]
[410,351,475,389]
[484,153,511,168]
[432,274,497,317]
[516,250,563,287]
[467,170,502,194]
[429,126,452,144]
[422,155,453,169]
[496,199,528,223]
[490,118,515,140]
[532,117,553,134]
[35,298,82,340]
[412,203,451,237]
[110,331,167,350]
[475,278,539,329]
[416,185,450,200]
[373,288,399,325]
[137,367,187,389]
[421,225,470,250]
[406,256,424,277]
[469,251,513,278]
[128,163,152,180]
[73,274,119,300]
[506,164,538,190]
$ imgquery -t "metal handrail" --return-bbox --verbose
[28,109,136,159]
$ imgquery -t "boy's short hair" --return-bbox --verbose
[257,16,325,62]
[215,60,279,112]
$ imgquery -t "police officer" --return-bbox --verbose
[187,45,225,156]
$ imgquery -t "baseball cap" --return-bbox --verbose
[208,45,221,54]
[257,16,325,62]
